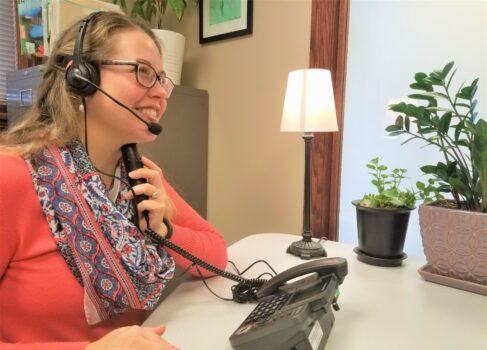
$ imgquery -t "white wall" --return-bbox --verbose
[163,1,312,245]
[340,0,487,256]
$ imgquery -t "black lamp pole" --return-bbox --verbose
[287,132,327,259]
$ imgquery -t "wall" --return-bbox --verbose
[164,1,312,244]
[339,0,487,257]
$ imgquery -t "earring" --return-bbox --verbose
[78,103,85,113]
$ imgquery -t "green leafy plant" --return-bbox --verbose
[114,0,197,29]
[386,62,487,212]
[358,157,417,209]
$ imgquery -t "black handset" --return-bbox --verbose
[121,143,148,204]
[256,257,347,299]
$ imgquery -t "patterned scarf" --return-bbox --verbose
[25,141,175,325]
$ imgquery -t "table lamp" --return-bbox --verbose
[281,69,338,259]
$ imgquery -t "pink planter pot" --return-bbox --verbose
[418,204,487,291]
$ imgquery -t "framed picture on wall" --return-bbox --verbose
[199,0,253,44]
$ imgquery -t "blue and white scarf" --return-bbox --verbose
[25,141,175,324]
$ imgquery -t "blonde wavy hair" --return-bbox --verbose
[1,11,161,156]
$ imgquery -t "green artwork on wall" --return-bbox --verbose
[209,0,241,25]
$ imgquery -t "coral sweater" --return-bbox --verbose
[0,155,228,349]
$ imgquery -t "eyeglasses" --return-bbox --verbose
[100,59,174,98]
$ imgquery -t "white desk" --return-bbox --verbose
[144,233,487,350]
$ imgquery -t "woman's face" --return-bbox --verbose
[85,29,168,146]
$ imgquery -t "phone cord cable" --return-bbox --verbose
[144,227,267,302]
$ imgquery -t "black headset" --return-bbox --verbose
[63,11,164,135]
[65,12,102,96]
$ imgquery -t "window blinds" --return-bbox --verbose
[0,1,17,104]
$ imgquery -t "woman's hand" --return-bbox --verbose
[85,325,180,350]
[125,156,170,236]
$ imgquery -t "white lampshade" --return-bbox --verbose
[280,69,338,132]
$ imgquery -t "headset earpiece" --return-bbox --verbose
[65,12,101,97]
[65,62,100,96]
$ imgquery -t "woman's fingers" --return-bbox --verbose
[125,155,165,201]
[86,325,179,350]
[127,156,163,185]
[140,156,162,172]
[128,168,163,188]
[123,155,170,237]
[125,182,165,201]
[150,325,166,336]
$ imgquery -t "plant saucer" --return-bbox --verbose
[353,247,407,267]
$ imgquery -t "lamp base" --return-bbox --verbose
[287,237,327,260]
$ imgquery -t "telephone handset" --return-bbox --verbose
[121,143,153,227]
[121,143,147,204]
[257,257,347,299]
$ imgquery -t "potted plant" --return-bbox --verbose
[386,62,487,294]
[352,157,424,266]
[113,0,198,85]
[114,0,195,28]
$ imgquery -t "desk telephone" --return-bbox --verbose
[229,257,347,350]
[121,144,348,350]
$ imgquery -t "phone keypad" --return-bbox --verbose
[243,293,291,324]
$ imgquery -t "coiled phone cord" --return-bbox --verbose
[143,227,268,302]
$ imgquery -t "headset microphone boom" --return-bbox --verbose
[71,73,163,136]
[64,11,162,136]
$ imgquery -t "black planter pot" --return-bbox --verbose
[352,200,413,264]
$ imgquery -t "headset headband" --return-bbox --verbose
[72,11,102,67]
[66,11,102,96]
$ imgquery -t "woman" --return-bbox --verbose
[0,11,228,349]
